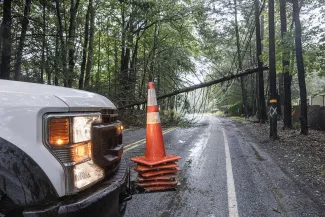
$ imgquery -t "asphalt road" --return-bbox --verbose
[122,115,324,217]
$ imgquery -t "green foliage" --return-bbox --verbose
[3,0,325,120]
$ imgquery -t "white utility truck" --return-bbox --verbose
[0,80,130,217]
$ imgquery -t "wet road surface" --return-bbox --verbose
[122,115,324,217]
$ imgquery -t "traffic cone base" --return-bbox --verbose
[138,180,178,187]
[138,168,180,178]
[131,154,181,166]
[135,162,178,172]
[137,174,176,182]
[143,185,177,192]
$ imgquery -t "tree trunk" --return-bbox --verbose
[41,0,45,84]
[78,4,90,89]
[252,74,256,115]
[278,0,285,118]
[120,67,268,109]
[54,33,59,86]
[293,0,308,135]
[268,0,278,139]
[67,0,81,87]
[106,28,111,94]
[139,42,146,99]
[0,0,12,80]
[0,22,3,68]
[234,0,248,117]
[84,0,95,89]
[123,17,133,93]
[149,23,159,81]
[255,71,259,115]
[280,0,292,129]
[14,0,32,81]
[255,0,267,122]
[55,0,68,86]
[114,32,118,97]
[278,73,284,117]
[119,2,128,96]
[97,23,101,85]
[130,33,139,99]
[46,44,51,85]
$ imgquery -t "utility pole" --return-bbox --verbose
[268,0,278,139]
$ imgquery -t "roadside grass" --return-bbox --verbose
[320,168,325,177]
[230,116,251,124]
[210,111,225,117]
[292,121,301,130]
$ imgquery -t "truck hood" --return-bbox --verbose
[0,80,116,111]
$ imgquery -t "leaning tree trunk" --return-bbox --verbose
[234,0,248,117]
[0,0,12,80]
[280,0,292,129]
[293,0,308,135]
[269,0,278,139]
[14,0,32,81]
[84,0,95,89]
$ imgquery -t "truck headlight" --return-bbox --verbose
[73,116,101,143]
[74,160,104,189]
[47,113,101,148]
[44,112,106,194]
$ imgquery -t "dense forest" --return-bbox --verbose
[0,0,325,137]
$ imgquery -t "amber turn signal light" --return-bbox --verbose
[49,117,70,146]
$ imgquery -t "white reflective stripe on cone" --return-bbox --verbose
[148,89,158,106]
[147,112,161,124]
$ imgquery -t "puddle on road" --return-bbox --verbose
[187,123,211,176]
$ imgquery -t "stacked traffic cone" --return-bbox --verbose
[131,82,181,192]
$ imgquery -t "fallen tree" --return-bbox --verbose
[118,66,269,109]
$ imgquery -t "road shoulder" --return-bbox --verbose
[229,117,325,210]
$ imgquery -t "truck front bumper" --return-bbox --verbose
[23,159,130,217]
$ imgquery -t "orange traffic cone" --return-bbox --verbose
[131,82,181,192]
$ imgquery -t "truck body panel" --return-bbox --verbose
[0,80,118,198]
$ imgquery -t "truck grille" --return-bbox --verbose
[101,109,118,123]
[91,123,123,170]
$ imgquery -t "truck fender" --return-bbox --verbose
[0,137,58,206]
